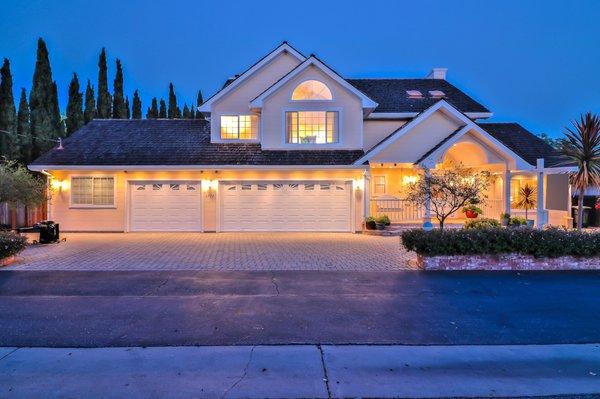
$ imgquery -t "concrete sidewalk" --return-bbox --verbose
[1,344,599,398]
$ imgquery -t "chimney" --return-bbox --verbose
[426,68,448,80]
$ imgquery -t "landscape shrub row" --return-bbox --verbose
[0,231,27,260]
[401,227,600,258]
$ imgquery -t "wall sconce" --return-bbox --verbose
[50,179,68,191]
[402,175,418,185]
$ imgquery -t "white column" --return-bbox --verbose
[504,169,511,215]
[422,169,433,230]
[363,169,371,224]
[536,158,546,228]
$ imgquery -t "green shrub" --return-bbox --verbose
[365,217,376,230]
[464,218,501,229]
[0,231,27,260]
[400,228,600,258]
[376,215,391,226]
[509,216,527,226]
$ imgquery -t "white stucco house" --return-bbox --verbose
[29,42,573,232]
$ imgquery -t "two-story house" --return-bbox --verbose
[29,42,573,232]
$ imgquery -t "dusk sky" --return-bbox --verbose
[1,0,599,137]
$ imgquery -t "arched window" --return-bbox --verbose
[291,80,333,101]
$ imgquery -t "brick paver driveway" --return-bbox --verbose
[6,233,415,271]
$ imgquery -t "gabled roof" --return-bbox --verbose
[198,42,305,112]
[354,100,531,169]
[348,79,490,116]
[480,123,563,167]
[249,55,378,110]
[29,120,365,168]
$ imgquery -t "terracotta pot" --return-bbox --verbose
[465,210,478,219]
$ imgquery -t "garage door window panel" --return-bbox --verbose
[71,176,115,207]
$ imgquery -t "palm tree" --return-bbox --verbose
[513,184,536,221]
[559,112,600,230]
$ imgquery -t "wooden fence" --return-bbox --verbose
[0,202,47,229]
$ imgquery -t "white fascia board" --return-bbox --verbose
[366,112,418,119]
[353,100,451,165]
[198,43,306,112]
[543,166,577,174]
[465,112,493,119]
[29,164,367,171]
[249,57,378,110]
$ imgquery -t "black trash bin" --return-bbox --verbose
[18,221,60,244]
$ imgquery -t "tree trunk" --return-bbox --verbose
[577,187,585,230]
[439,217,445,230]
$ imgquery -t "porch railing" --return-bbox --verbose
[370,197,505,223]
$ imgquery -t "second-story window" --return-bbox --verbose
[285,111,338,144]
[220,115,258,140]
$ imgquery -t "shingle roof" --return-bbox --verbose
[479,122,562,167]
[30,119,364,166]
[347,79,490,114]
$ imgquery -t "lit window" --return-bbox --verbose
[291,80,332,100]
[286,111,338,144]
[429,90,445,98]
[373,176,386,195]
[406,90,423,99]
[71,177,114,206]
[220,115,258,140]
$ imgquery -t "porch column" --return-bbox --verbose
[536,158,546,228]
[504,169,511,215]
[363,169,371,223]
[422,169,433,231]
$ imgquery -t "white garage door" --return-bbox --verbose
[130,181,202,231]
[220,181,352,231]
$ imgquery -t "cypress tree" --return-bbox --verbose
[50,82,64,137]
[146,97,158,119]
[0,58,17,158]
[159,98,167,118]
[125,96,130,119]
[167,83,180,119]
[96,48,111,118]
[189,105,195,120]
[132,90,142,119]
[16,88,32,164]
[65,73,84,135]
[112,59,126,118]
[195,90,204,119]
[182,104,190,119]
[30,38,59,158]
[84,80,95,123]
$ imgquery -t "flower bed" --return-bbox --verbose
[401,228,600,270]
[0,231,27,266]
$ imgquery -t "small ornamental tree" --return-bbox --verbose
[513,183,536,220]
[404,163,491,229]
[0,160,47,208]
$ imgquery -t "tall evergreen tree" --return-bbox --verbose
[146,97,158,119]
[83,80,95,123]
[195,90,204,119]
[182,104,190,119]
[30,38,60,158]
[65,73,84,135]
[50,82,64,137]
[159,98,167,118]
[16,88,32,164]
[112,59,126,118]
[167,83,181,119]
[189,105,195,120]
[132,90,142,119]
[125,96,130,119]
[0,58,17,158]
[96,48,111,118]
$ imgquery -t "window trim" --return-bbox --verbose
[69,175,116,209]
[219,114,259,141]
[290,79,334,101]
[282,108,342,146]
[373,175,387,196]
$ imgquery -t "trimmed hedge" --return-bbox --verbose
[0,231,27,260]
[401,227,600,258]
[464,218,501,229]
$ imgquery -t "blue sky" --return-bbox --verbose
[1,0,599,137]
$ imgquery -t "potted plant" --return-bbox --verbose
[508,216,527,227]
[500,213,510,226]
[462,199,483,219]
[512,184,537,227]
[375,215,390,230]
[365,216,376,230]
